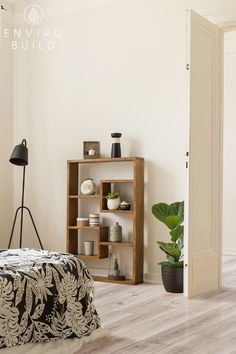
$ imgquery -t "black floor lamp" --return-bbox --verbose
[8,139,44,249]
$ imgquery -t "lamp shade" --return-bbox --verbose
[9,139,28,166]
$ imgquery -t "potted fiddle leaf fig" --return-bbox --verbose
[152,201,184,293]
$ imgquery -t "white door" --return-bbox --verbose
[184,10,223,298]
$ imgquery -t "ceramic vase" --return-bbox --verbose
[109,222,122,242]
[84,241,94,256]
[107,197,121,210]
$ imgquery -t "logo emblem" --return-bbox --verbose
[24,5,44,26]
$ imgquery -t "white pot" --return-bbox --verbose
[107,197,120,210]
[84,241,94,256]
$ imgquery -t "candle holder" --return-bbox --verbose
[83,141,100,159]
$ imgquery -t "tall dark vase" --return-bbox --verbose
[161,266,183,293]
[111,133,122,158]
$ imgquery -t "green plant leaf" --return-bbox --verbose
[165,215,183,230]
[152,202,184,230]
[105,192,120,200]
[159,261,171,267]
[157,241,181,260]
[177,235,184,251]
[152,203,170,224]
[167,255,175,263]
[170,225,184,242]
[169,201,184,219]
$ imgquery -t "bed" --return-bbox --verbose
[0,248,101,349]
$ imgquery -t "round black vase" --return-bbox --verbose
[161,266,183,293]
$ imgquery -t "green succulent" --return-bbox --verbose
[105,192,120,200]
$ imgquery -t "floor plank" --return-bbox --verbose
[75,256,236,354]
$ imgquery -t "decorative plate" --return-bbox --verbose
[80,178,96,195]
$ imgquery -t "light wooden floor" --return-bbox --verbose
[77,256,236,354]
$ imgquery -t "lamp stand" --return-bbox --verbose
[8,166,44,249]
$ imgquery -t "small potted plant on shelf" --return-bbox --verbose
[152,201,184,293]
[105,192,120,210]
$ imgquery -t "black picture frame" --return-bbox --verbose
[83,141,100,159]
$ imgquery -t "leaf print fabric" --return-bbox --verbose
[0,249,101,349]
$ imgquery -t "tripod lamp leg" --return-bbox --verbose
[25,207,44,250]
[8,207,21,248]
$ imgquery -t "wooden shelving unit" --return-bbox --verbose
[66,157,144,285]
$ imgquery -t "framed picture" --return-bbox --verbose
[83,141,100,159]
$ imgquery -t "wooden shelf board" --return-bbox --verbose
[79,194,100,199]
[69,194,100,199]
[68,157,144,164]
[78,226,105,230]
[99,242,133,247]
[69,226,108,231]
[76,254,99,260]
[100,210,134,214]
[101,179,134,184]
[93,276,134,285]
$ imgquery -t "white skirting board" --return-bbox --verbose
[144,271,162,285]
[1,327,107,354]
[223,249,236,256]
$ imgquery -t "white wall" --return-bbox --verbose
[0,1,13,249]
[13,0,236,282]
[223,31,236,255]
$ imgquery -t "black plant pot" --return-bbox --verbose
[161,265,183,293]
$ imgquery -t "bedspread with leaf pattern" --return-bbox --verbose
[0,248,101,349]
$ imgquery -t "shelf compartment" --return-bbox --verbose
[99,242,133,247]
[67,229,78,254]
[100,179,134,211]
[78,226,109,242]
[78,226,101,230]
[68,198,78,226]
[69,226,109,258]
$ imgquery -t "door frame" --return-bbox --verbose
[207,11,236,289]
[206,11,236,32]
[185,10,236,296]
